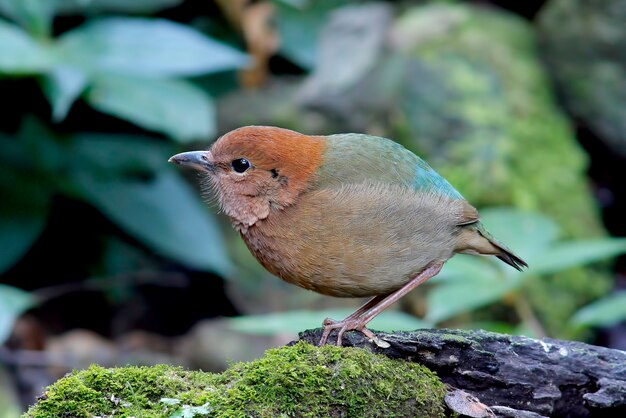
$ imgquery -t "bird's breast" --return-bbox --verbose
[241,183,465,298]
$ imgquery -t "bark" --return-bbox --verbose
[299,328,626,418]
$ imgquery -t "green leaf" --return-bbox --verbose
[0,365,21,418]
[571,291,626,328]
[56,0,183,14]
[80,172,232,275]
[275,0,348,69]
[58,17,249,77]
[69,136,231,275]
[0,0,54,36]
[101,237,151,279]
[0,216,47,273]
[273,0,309,7]
[15,115,67,173]
[426,276,518,324]
[42,67,88,121]
[228,309,429,336]
[432,254,501,284]
[0,134,52,273]
[86,74,214,142]
[70,133,169,178]
[529,239,626,276]
[0,19,52,73]
[0,284,37,345]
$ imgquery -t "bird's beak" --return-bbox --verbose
[168,151,215,173]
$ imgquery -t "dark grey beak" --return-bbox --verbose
[168,151,215,173]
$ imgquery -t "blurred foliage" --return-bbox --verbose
[0,118,232,276]
[0,1,248,140]
[0,365,21,418]
[539,0,626,158]
[0,0,244,282]
[0,5,250,386]
[0,284,36,344]
[571,291,626,329]
[391,4,599,240]
[274,0,350,70]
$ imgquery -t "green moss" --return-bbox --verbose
[438,333,472,345]
[25,364,214,418]
[24,342,447,418]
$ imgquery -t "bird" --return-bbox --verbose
[169,126,527,346]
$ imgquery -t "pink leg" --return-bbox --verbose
[318,294,387,346]
[319,262,444,346]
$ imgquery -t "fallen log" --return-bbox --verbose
[299,328,626,418]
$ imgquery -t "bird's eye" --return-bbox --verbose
[231,158,251,173]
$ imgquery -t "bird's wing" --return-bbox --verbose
[317,133,464,200]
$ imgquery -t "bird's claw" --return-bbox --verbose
[319,317,382,347]
[322,317,339,327]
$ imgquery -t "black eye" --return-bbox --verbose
[231,158,251,173]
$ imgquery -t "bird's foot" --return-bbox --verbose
[319,317,388,347]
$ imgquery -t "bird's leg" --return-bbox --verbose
[322,294,387,327]
[319,294,387,346]
[335,321,377,347]
[319,262,444,347]
[354,262,444,327]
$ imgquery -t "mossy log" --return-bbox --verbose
[23,329,626,417]
[300,328,626,418]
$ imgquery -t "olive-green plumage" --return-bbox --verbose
[324,134,525,270]
[317,133,464,199]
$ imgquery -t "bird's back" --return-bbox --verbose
[315,133,464,200]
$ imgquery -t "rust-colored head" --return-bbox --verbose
[169,126,325,230]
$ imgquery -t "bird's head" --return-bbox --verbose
[169,126,324,231]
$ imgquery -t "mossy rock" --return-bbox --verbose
[23,342,447,418]
[391,3,601,239]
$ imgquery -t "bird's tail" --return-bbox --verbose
[457,223,528,271]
